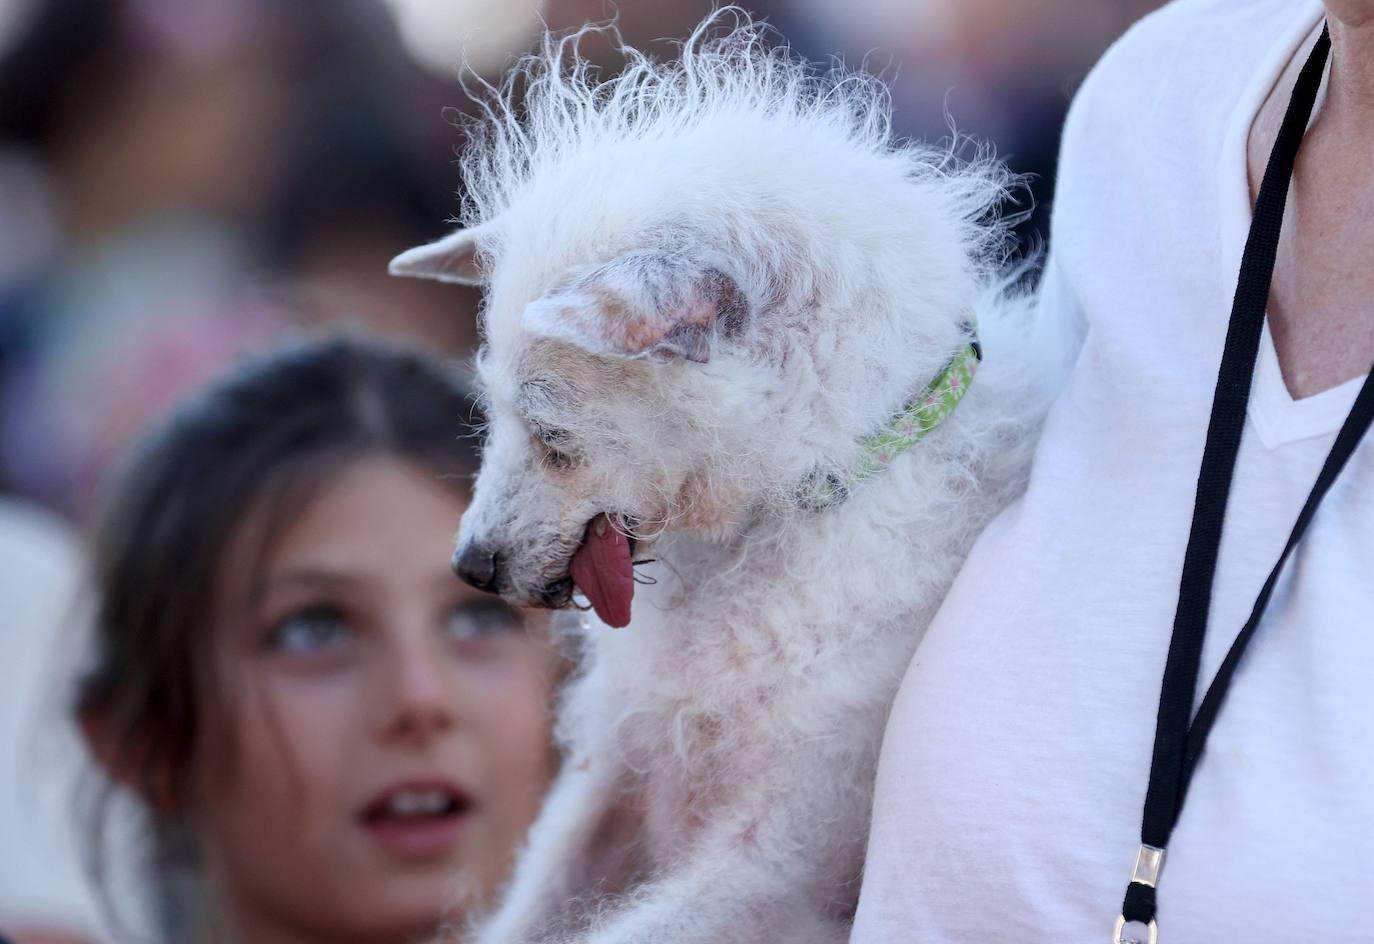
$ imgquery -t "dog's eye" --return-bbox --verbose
[543,443,575,470]
[532,422,569,445]
[529,423,577,470]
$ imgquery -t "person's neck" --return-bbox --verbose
[1244,10,1374,399]
[1326,16,1374,128]
[223,910,410,944]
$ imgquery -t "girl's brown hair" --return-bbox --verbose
[76,335,482,930]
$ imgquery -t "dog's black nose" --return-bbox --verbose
[453,542,501,593]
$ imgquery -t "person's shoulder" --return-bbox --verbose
[1088,0,1244,75]
[1055,0,1317,191]
[1068,0,1314,122]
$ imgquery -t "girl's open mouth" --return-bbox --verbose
[359,781,472,860]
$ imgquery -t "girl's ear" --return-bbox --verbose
[389,224,493,286]
[79,710,179,814]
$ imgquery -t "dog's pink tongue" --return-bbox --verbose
[569,514,635,628]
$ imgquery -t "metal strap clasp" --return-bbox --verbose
[1113,844,1165,943]
[1112,915,1158,944]
[1129,844,1165,887]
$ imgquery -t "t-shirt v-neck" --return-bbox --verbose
[1216,9,1365,449]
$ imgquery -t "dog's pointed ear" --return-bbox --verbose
[522,251,747,364]
[389,225,491,286]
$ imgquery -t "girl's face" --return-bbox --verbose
[196,455,558,943]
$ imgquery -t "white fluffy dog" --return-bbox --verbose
[392,11,1061,943]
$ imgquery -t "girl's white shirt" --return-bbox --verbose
[0,499,155,940]
[852,0,1373,940]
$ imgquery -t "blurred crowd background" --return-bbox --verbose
[0,0,1161,940]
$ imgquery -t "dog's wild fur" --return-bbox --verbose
[393,10,1064,943]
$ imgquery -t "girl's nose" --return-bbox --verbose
[378,633,456,743]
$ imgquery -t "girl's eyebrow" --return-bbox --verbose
[259,568,363,591]
[263,566,463,597]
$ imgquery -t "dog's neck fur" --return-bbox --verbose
[644,294,1041,620]
[794,332,982,510]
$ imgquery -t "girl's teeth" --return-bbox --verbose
[387,789,451,816]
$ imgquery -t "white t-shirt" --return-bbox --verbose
[852,1,1373,941]
[0,499,155,940]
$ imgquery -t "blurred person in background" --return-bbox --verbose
[0,0,474,517]
[0,0,291,513]
[76,337,562,943]
[770,0,1163,246]
[260,7,481,356]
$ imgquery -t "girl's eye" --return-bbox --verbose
[448,599,523,641]
[268,606,351,654]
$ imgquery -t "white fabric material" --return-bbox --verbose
[852,1,1374,941]
[0,499,154,939]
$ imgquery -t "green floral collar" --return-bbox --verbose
[798,329,982,510]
